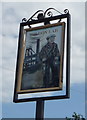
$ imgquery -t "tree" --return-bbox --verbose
[66,112,86,120]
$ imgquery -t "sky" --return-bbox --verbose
[1,1,86,119]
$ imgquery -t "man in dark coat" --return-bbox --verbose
[39,34,60,88]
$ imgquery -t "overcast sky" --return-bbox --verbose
[1,1,86,119]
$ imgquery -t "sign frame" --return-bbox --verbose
[13,12,71,103]
[17,22,65,94]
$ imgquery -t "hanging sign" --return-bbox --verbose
[13,8,70,102]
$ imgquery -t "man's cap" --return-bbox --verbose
[46,34,56,40]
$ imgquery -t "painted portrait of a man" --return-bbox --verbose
[39,34,60,88]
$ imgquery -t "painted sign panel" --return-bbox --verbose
[17,22,65,94]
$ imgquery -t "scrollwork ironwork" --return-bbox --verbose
[47,11,53,17]
[27,10,44,22]
[44,8,62,18]
[64,9,69,14]
[22,18,27,22]
[22,8,64,23]
[22,10,44,22]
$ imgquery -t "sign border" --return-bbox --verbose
[17,22,65,94]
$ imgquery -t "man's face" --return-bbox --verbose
[48,36,55,43]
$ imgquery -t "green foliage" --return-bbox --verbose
[66,112,86,120]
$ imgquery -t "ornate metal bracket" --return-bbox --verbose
[22,8,69,23]
[64,9,69,14]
